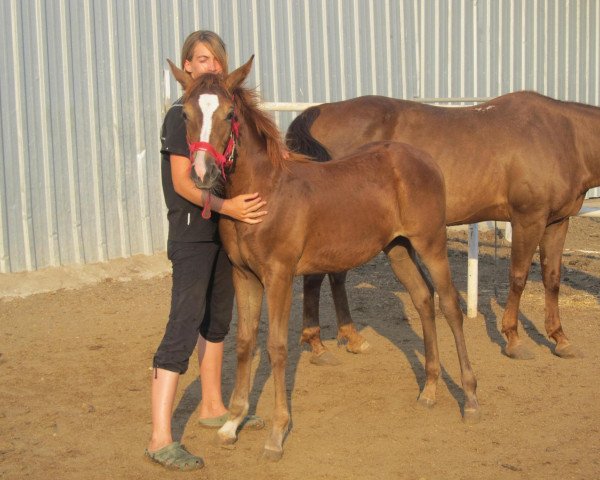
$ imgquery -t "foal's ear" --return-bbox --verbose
[167,59,191,90]
[225,55,254,92]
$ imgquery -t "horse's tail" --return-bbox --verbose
[285,107,332,162]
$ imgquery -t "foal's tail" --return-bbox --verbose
[285,107,332,162]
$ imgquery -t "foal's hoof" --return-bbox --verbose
[310,350,341,366]
[262,447,283,462]
[346,339,371,354]
[553,341,583,359]
[214,432,238,450]
[417,394,436,409]
[504,342,535,360]
[462,407,482,424]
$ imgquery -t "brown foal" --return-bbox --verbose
[169,57,479,461]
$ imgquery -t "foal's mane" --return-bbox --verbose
[230,83,291,169]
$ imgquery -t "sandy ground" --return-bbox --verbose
[1,216,599,480]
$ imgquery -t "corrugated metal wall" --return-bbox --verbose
[1,0,599,273]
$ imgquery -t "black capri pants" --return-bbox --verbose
[153,240,234,374]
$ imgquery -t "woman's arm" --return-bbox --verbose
[170,154,267,224]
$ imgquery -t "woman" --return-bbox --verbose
[145,30,266,471]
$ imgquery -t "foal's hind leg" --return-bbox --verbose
[302,274,341,365]
[411,233,480,422]
[539,218,581,358]
[329,272,370,354]
[217,267,263,447]
[384,238,440,408]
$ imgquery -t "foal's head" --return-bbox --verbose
[168,56,254,192]
[168,56,288,192]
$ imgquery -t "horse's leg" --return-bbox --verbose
[217,267,263,447]
[410,232,480,422]
[384,238,440,408]
[539,218,581,358]
[262,266,295,461]
[330,271,371,354]
[301,274,340,366]
[501,216,547,359]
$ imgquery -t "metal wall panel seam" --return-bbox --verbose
[597,1,599,105]
[399,0,407,99]
[543,0,548,94]
[384,1,392,96]
[149,0,167,249]
[11,0,32,271]
[533,0,538,91]
[498,0,503,94]
[212,0,219,31]
[521,0,526,90]
[472,0,477,98]
[0,0,10,272]
[554,1,560,98]
[231,1,240,69]
[509,0,514,93]
[434,0,439,98]
[34,0,58,267]
[450,1,455,99]
[566,0,570,100]
[336,0,345,100]
[486,0,492,97]
[368,1,376,94]
[128,0,151,255]
[84,0,106,262]
[260,0,272,106]
[585,0,590,103]
[353,0,361,96]
[253,0,262,92]
[576,0,580,101]
[321,0,331,102]
[107,0,127,258]
[286,3,296,102]
[172,2,181,77]
[418,0,423,97]
[59,0,83,264]
[304,1,313,101]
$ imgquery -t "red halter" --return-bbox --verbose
[187,102,240,219]
[187,108,240,179]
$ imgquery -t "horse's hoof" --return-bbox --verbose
[261,447,283,462]
[462,407,482,424]
[346,339,371,354]
[417,394,436,409]
[214,432,237,450]
[504,342,535,360]
[553,341,583,359]
[310,350,342,366]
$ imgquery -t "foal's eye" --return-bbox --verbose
[181,111,188,122]
[225,110,234,121]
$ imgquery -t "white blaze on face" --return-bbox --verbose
[194,94,219,181]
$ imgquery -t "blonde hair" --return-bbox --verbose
[180,30,229,77]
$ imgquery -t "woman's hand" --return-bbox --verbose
[221,192,267,224]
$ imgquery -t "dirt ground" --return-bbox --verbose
[1,216,599,480]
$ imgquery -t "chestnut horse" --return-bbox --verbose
[287,92,600,361]
[168,57,479,460]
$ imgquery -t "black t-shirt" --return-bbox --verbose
[161,97,220,242]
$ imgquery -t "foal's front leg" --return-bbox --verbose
[217,267,263,446]
[262,269,295,461]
